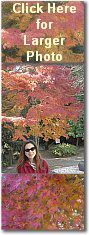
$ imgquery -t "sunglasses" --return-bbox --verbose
[25,147,36,152]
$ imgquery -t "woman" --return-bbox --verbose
[17,140,49,173]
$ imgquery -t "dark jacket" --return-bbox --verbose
[17,159,49,173]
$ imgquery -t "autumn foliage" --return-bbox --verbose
[2,1,84,62]
[2,65,83,141]
[2,174,84,230]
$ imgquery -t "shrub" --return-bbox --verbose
[52,143,79,157]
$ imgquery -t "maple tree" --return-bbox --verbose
[66,64,84,144]
[2,65,84,141]
[2,174,84,230]
[2,1,84,62]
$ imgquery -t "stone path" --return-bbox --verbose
[41,147,84,174]
[2,165,17,174]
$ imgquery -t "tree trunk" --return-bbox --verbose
[76,138,79,147]
[34,136,39,148]
[8,149,13,166]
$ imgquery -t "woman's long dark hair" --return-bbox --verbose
[17,140,43,171]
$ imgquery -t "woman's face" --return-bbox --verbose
[24,143,36,162]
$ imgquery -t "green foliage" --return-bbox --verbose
[2,124,13,147]
[2,46,19,58]
[12,140,23,152]
[68,117,84,138]
[69,45,84,54]
[52,143,78,157]
[2,123,23,167]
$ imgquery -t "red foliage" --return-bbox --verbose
[2,174,84,230]
[2,65,83,140]
[2,1,84,62]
